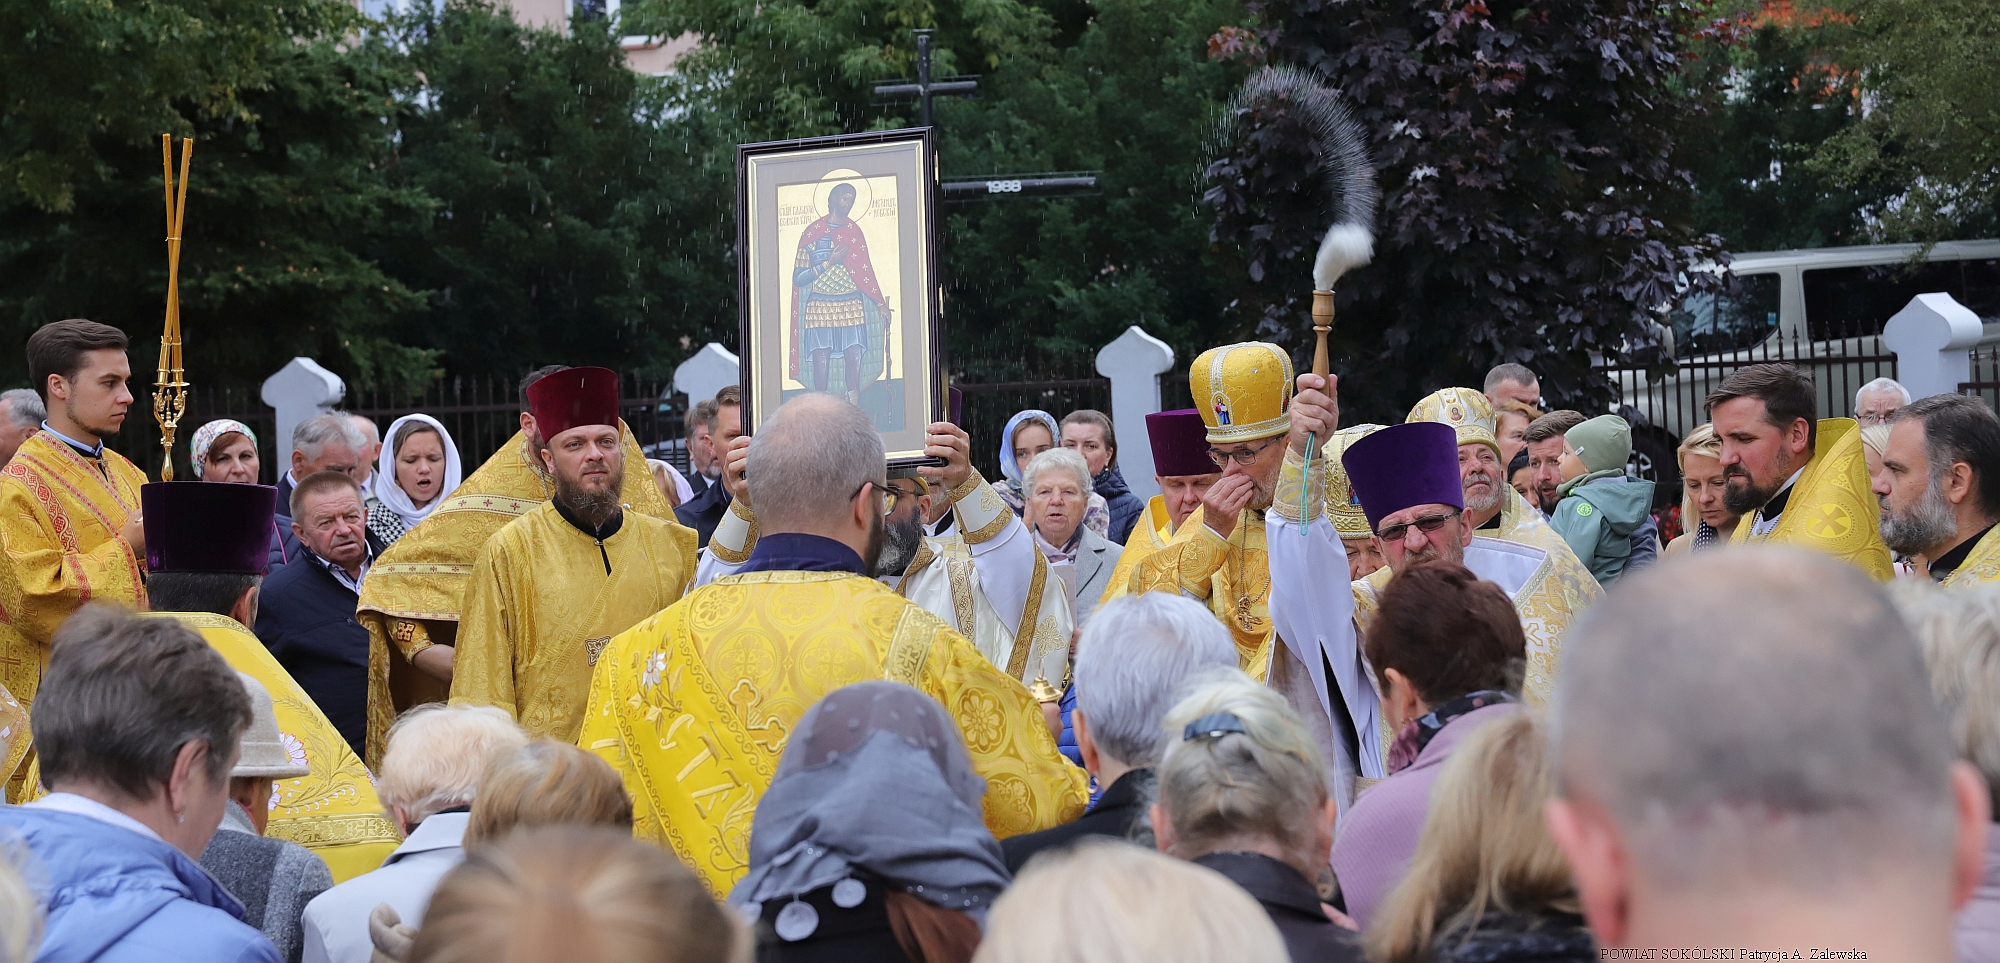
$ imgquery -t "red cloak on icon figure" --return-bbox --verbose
[787,183,890,383]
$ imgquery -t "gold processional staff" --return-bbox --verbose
[155,134,191,480]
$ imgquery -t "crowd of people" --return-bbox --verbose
[1,316,2000,962]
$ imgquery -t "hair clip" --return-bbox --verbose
[1183,712,1247,741]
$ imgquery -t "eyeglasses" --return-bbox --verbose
[1856,412,1892,426]
[1375,509,1462,543]
[1207,437,1281,468]
[851,480,907,517]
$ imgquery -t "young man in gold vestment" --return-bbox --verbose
[580,394,1086,895]
[0,320,150,801]
[142,480,399,881]
[450,367,697,743]
[355,365,676,767]
[1118,343,1296,676]
[1711,363,1892,578]
[1103,409,1222,598]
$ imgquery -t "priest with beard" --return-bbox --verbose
[1873,393,2000,584]
[449,366,698,742]
[696,403,1074,701]
[1265,377,1583,809]
[1709,363,1890,577]
[1124,342,1296,677]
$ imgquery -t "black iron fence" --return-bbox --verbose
[1597,321,1898,443]
[1961,343,2000,410]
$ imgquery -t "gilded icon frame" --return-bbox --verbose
[736,128,944,467]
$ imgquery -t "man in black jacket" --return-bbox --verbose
[258,471,387,757]
[675,385,741,548]
[1002,593,1239,872]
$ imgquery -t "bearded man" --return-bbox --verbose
[1266,384,1588,809]
[1874,394,2000,584]
[1126,342,1295,676]
[1709,363,1890,578]
[449,367,697,741]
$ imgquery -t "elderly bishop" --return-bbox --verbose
[449,367,698,742]
[1266,377,1590,810]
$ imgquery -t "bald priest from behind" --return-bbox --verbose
[450,367,698,743]
[581,393,1086,896]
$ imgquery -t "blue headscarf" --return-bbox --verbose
[998,410,1060,485]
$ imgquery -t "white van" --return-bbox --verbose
[1614,239,2000,439]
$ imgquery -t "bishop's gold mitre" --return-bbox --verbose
[1192,342,1294,444]
[1325,423,1387,540]
[1406,386,1502,461]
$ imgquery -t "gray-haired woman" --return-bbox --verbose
[1023,447,1119,627]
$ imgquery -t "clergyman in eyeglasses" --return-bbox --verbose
[1263,399,1593,813]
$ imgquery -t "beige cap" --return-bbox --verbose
[233,672,310,779]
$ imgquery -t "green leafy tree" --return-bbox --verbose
[374,1,737,379]
[1809,0,2000,241]
[0,0,437,390]
[1684,16,1886,251]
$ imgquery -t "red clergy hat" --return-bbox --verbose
[526,366,621,440]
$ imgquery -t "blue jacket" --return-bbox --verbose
[0,806,279,963]
[1093,465,1143,546]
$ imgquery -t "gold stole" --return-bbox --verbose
[155,613,401,882]
[1729,419,1893,580]
[1103,496,1175,604]
[0,430,147,660]
[580,572,1086,896]
[1941,525,2000,586]
[1125,504,1273,678]
[356,425,674,767]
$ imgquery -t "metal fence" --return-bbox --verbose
[1961,344,2000,410]
[1598,320,1898,443]
[109,374,689,483]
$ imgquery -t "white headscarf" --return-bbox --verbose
[372,414,464,530]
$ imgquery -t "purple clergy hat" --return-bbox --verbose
[1147,409,1215,478]
[1340,421,1464,530]
[143,481,278,576]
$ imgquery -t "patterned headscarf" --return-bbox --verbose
[190,420,258,480]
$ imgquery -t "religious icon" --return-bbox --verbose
[738,129,943,466]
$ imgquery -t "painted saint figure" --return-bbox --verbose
[789,183,892,402]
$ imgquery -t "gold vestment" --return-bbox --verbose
[1729,418,1893,580]
[1941,524,2000,586]
[1103,495,1175,603]
[579,571,1087,895]
[1122,504,1273,677]
[355,426,674,766]
[450,502,696,743]
[157,613,400,882]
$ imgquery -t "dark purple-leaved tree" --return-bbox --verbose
[1205,0,1728,418]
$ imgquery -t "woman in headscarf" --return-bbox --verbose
[730,681,1005,963]
[994,409,1108,538]
[367,415,464,546]
[191,419,296,567]
[191,419,261,484]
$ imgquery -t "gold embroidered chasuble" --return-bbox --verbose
[579,571,1088,895]
[450,502,696,743]
[156,614,400,882]
[1728,418,1893,580]
[1102,496,1175,606]
[703,471,1074,690]
[1121,503,1273,678]
[0,431,148,678]
[1942,524,2000,586]
[355,426,674,766]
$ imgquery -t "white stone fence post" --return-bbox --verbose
[1881,293,1990,402]
[260,357,346,470]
